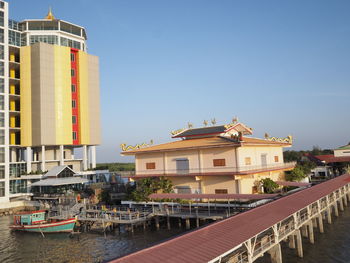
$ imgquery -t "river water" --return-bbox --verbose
[1,208,350,263]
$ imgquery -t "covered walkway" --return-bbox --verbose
[111,174,350,263]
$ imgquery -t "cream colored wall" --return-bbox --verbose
[168,177,200,191]
[237,171,285,194]
[334,149,350,157]
[200,176,237,194]
[135,147,237,175]
[165,150,199,173]
[237,146,284,167]
[136,153,165,175]
[201,148,236,173]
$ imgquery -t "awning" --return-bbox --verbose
[148,193,279,200]
[30,177,88,187]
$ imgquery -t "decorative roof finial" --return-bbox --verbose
[232,116,238,124]
[211,118,217,126]
[203,120,208,127]
[45,6,55,20]
[188,122,193,129]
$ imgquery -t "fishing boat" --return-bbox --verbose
[10,210,76,233]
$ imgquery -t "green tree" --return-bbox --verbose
[286,166,307,182]
[260,178,279,194]
[130,177,173,201]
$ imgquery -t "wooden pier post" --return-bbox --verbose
[167,216,171,230]
[327,208,332,224]
[308,221,314,244]
[155,216,160,230]
[178,218,182,228]
[295,229,303,258]
[318,215,324,233]
[269,243,282,263]
[196,217,199,228]
[301,225,308,238]
[143,221,146,230]
[343,196,348,206]
[334,203,339,217]
[339,198,344,211]
[185,218,190,230]
[288,234,295,249]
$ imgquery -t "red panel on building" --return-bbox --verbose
[71,49,80,145]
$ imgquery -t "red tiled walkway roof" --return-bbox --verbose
[111,174,350,263]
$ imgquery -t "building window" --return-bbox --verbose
[252,186,258,194]
[0,165,4,179]
[0,129,4,145]
[0,95,3,110]
[29,35,58,46]
[71,84,76,92]
[0,62,4,76]
[71,69,75,77]
[245,157,251,165]
[70,53,75,62]
[0,112,4,127]
[215,189,228,194]
[0,45,3,60]
[0,28,3,43]
[176,159,189,174]
[213,159,226,167]
[274,156,279,162]
[0,78,3,93]
[72,116,76,124]
[72,131,77,141]
[0,181,4,197]
[0,147,4,163]
[61,36,81,49]
[72,100,76,108]
[146,162,156,169]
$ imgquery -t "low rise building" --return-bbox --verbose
[122,121,295,194]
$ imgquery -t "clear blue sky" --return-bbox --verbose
[9,0,350,162]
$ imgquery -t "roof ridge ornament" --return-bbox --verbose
[45,6,55,20]
[265,134,293,144]
[120,140,154,152]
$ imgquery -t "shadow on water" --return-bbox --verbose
[256,206,350,263]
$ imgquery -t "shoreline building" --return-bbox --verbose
[0,2,101,206]
[122,120,295,194]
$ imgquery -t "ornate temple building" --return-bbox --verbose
[122,120,295,194]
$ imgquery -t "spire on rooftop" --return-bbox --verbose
[45,7,55,20]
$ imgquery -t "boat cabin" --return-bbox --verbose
[13,210,46,226]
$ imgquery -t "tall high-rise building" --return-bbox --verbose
[0,2,101,205]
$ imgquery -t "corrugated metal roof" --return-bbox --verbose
[43,165,75,178]
[31,177,88,186]
[111,174,350,263]
[149,193,278,200]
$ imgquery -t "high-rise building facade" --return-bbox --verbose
[0,2,101,205]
